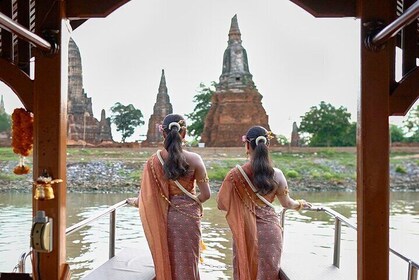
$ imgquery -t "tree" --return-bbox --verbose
[0,112,11,133]
[299,101,355,147]
[110,102,144,142]
[389,124,405,143]
[276,134,289,146]
[403,105,419,143]
[186,82,216,140]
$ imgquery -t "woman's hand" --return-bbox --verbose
[126,197,139,207]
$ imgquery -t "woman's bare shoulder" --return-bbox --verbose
[184,150,204,165]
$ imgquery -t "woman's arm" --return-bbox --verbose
[274,168,312,210]
[190,153,211,203]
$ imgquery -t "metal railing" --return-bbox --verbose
[16,199,128,273]
[280,206,419,280]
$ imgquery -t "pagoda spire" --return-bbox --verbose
[158,69,167,93]
[0,95,5,114]
[219,14,255,90]
[228,14,242,43]
[143,69,173,145]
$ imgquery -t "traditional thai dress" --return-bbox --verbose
[139,153,202,280]
[217,163,283,280]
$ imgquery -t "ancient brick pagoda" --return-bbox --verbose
[67,38,113,145]
[142,69,173,146]
[201,15,276,147]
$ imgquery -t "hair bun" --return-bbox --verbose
[168,122,181,131]
[255,135,267,145]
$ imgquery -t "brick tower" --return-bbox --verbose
[201,15,276,147]
[143,69,173,146]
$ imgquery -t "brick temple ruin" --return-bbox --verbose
[142,69,173,146]
[67,38,113,145]
[201,15,276,147]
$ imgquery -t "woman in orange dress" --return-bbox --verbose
[217,125,311,280]
[128,114,211,280]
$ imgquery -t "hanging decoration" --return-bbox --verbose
[11,108,33,175]
[33,171,63,200]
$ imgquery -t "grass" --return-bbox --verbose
[1,147,417,185]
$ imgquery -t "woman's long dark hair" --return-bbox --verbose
[245,126,277,195]
[162,114,189,180]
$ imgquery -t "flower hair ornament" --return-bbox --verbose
[241,135,248,143]
[168,122,181,130]
[160,120,186,132]
[255,135,268,145]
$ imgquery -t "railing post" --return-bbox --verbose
[333,217,342,268]
[280,209,287,236]
[408,261,418,280]
[109,210,116,259]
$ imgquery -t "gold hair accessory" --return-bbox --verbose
[266,131,274,140]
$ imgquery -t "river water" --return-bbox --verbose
[0,191,418,279]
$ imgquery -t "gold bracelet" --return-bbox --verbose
[295,199,305,211]
[196,177,209,183]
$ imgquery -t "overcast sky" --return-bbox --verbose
[1,0,413,142]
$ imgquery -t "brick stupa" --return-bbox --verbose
[201,15,276,147]
[67,38,113,145]
[142,69,173,146]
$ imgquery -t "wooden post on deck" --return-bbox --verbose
[357,0,395,279]
[32,1,70,279]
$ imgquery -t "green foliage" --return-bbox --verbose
[299,101,355,147]
[276,134,289,146]
[395,165,407,174]
[390,124,405,143]
[186,82,216,140]
[0,112,11,133]
[403,105,419,143]
[110,102,144,142]
[286,170,299,178]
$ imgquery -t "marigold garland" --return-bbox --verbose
[11,108,33,175]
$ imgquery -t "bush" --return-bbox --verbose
[395,165,407,174]
[286,170,299,178]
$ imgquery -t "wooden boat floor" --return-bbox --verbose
[280,243,356,280]
[82,247,155,280]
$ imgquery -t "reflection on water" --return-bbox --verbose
[0,191,418,280]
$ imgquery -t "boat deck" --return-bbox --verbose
[82,247,155,280]
[82,244,355,280]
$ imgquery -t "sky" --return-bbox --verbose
[0,0,414,142]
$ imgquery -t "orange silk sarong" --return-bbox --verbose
[217,163,282,280]
[139,154,201,280]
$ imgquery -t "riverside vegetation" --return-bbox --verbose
[0,147,418,193]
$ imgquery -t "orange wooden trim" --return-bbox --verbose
[60,263,71,280]
[66,0,130,19]
[390,67,419,116]
[290,0,356,17]
[0,58,33,111]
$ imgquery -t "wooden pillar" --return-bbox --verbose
[357,0,395,279]
[32,1,71,279]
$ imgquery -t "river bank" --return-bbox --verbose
[0,147,418,193]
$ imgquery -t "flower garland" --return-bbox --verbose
[11,108,33,175]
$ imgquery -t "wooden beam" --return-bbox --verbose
[290,0,356,17]
[32,0,69,279]
[357,0,396,279]
[1,0,14,61]
[17,0,31,75]
[390,67,419,115]
[401,0,417,75]
[0,58,33,111]
[66,0,130,19]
